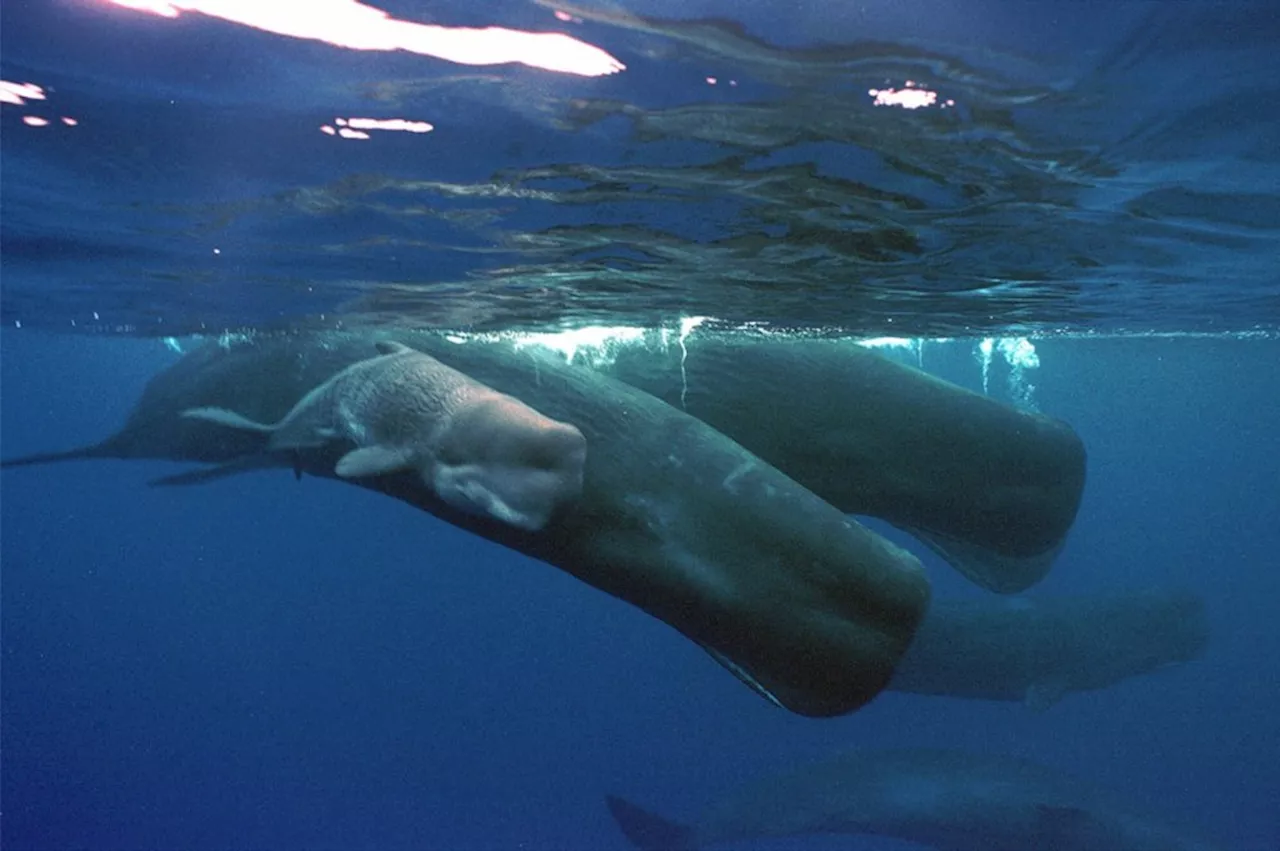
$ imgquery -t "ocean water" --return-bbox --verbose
[1,2,1278,850]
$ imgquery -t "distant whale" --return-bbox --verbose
[178,341,587,532]
[599,333,1088,593]
[0,331,930,717]
[607,748,1221,851]
[889,589,1209,710]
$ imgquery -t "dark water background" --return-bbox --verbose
[2,0,1280,849]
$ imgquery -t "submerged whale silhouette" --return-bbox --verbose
[1,331,930,717]
[606,748,1221,851]
[889,589,1209,710]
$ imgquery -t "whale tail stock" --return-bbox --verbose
[606,796,697,851]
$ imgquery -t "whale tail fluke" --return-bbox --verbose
[181,406,275,433]
[605,795,697,851]
[1,440,121,469]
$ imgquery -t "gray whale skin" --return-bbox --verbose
[1,331,931,718]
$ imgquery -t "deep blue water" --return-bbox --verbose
[3,1,1280,850]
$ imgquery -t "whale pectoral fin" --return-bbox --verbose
[334,445,414,479]
[1024,680,1068,712]
[375,341,415,356]
[180,406,275,433]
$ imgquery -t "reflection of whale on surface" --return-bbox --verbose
[600,334,1088,593]
[0,331,929,717]
[889,590,1210,710]
[607,748,1221,851]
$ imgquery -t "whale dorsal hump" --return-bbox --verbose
[375,341,415,356]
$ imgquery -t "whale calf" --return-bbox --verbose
[1,331,930,717]
[179,341,587,532]
[889,589,1209,710]
[599,333,1088,593]
[607,748,1221,851]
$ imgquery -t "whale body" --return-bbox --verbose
[889,589,1209,710]
[607,748,1221,851]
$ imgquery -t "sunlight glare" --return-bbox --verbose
[100,0,626,76]
[0,81,47,105]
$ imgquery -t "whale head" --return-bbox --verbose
[429,393,587,532]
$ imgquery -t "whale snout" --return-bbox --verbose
[432,395,587,532]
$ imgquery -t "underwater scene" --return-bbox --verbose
[1,2,1277,849]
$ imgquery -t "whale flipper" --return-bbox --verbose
[605,796,696,851]
[181,406,275,433]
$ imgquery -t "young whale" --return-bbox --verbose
[1,331,930,717]
[606,748,1221,851]
[177,341,587,532]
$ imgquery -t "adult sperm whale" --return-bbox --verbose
[1,331,930,717]
[606,748,1221,851]
[598,332,1088,593]
[888,589,1209,710]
